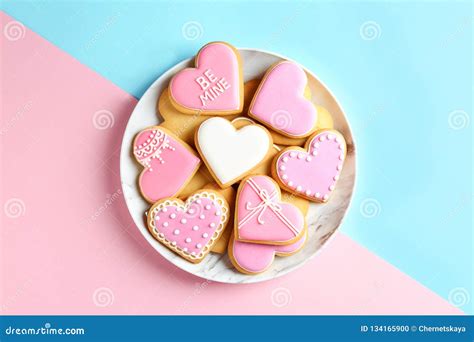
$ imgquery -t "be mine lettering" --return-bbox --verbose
[195,69,231,107]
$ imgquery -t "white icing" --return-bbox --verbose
[163,222,169,227]
[173,229,180,235]
[202,233,209,238]
[170,213,176,219]
[180,218,187,224]
[199,214,205,220]
[192,225,199,231]
[205,204,211,210]
[196,117,271,184]
[185,237,191,243]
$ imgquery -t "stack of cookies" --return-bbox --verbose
[132,42,346,274]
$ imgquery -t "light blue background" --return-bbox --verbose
[2,0,472,312]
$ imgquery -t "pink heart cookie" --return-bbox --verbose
[273,130,346,202]
[249,61,318,137]
[235,175,305,245]
[133,127,200,203]
[169,42,243,115]
[229,231,307,274]
[147,190,229,263]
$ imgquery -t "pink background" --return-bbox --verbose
[0,12,462,315]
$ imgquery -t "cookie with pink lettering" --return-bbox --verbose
[228,230,307,275]
[235,175,306,245]
[147,190,229,263]
[168,41,243,115]
[195,117,273,188]
[249,61,318,138]
[272,129,346,202]
[133,126,201,203]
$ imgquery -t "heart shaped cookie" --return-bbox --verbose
[195,117,272,188]
[133,127,201,203]
[273,130,346,202]
[249,61,318,138]
[147,190,229,263]
[169,41,243,115]
[228,230,307,274]
[235,175,305,245]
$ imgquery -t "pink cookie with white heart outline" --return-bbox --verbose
[133,126,201,203]
[228,230,307,274]
[249,61,318,138]
[169,41,244,115]
[272,129,346,203]
[235,175,305,245]
[147,190,229,263]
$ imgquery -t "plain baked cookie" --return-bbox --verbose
[168,41,244,115]
[147,189,230,263]
[133,126,201,203]
[195,117,273,188]
[272,129,347,203]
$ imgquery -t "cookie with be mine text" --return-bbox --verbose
[168,42,244,115]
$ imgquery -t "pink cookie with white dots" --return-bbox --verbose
[272,130,346,203]
[147,190,229,263]
[133,126,201,203]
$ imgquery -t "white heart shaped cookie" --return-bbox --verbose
[195,117,272,187]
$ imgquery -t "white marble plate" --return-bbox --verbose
[120,48,356,283]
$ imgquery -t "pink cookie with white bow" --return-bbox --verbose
[147,190,229,263]
[272,129,347,203]
[228,230,307,274]
[235,175,305,245]
[133,127,201,203]
[169,41,244,115]
[249,61,318,138]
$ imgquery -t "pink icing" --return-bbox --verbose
[134,128,200,202]
[276,130,346,202]
[169,42,241,112]
[236,175,304,244]
[153,196,224,256]
[231,232,306,273]
[250,61,317,137]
